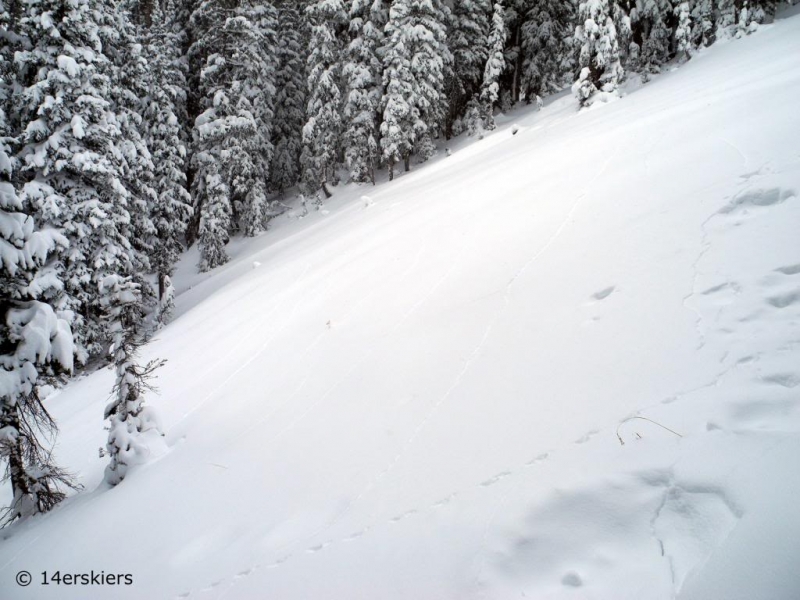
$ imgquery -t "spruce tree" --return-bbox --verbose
[1,15,78,521]
[140,0,193,313]
[637,0,673,76]
[716,0,737,38]
[520,0,576,100]
[15,0,140,360]
[342,0,387,184]
[99,275,165,486]
[479,1,507,130]
[573,0,624,106]
[191,0,278,268]
[271,0,309,195]
[674,1,693,60]
[302,0,347,199]
[691,0,714,47]
[446,0,491,136]
[381,0,452,175]
[224,1,278,236]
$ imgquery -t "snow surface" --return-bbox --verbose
[2,13,800,600]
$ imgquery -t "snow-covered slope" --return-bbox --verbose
[3,14,800,600]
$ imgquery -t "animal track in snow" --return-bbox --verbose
[701,281,741,295]
[265,556,290,569]
[480,471,513,487]
[525,452,550,466]
[389,509,418,523]
[432,492,458,508]
[591,286,616,301]
[765,291,800,309]
[561,570,583,587]
[775,263,800,276]
[234,567,255,580]
[343,528,369,542]
[574,429,600,444]
[717,187,796,215]
[652,483,741,590]
[306,541,332,554]
[727,397,798,428]
[199,580,223,592]
[761,372,800,388]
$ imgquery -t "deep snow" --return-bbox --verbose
[2,12,800,600]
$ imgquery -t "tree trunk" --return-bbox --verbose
[158,272,166,301]
[512,24,522,103]
[321,182,333,199]
[404,153,410,172]
[2,404,29,520]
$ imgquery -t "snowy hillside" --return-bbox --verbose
[3,11,800,600]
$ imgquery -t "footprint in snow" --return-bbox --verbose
[265,556,290,569]
[574,429,599,444]
[561,571,583,588]
[306,541,332,554]
[775,263,800,276]
[765,291,800,309]
[200,580,224,593]
[233,567,255,580]
[525,452,550,466]
[432,492,458,508]
[701,281,741,295]
[761,373,800,389]
[591,286,616,301]
[717,187,796,215]
[480,471,512,487]
[343,528,369,542]
[390,510,418,523]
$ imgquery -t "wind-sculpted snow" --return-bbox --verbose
[2,11,800,600]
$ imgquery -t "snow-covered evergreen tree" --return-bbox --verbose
[15,0,140,360]
[674,1,693,60]
[270,0,308,195]
[446,0,491,136]
[479,1,507,130]
[746,0,780,26]
[381,0,452,175]
[343,0,387,184]
[140,0,193,312]
[1,19,78,520]
[99,275,165,486]
[190,0,278,269]
[193,151,231,272]
[96,3,163,325]
[716,0,737,38]
[496,0,525,107]
[520,0,576,100]
[691,0,714,47]
[302,0,346,199]
[573,0,624,106]
[223,1,278,236]
[637,0,673,75]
